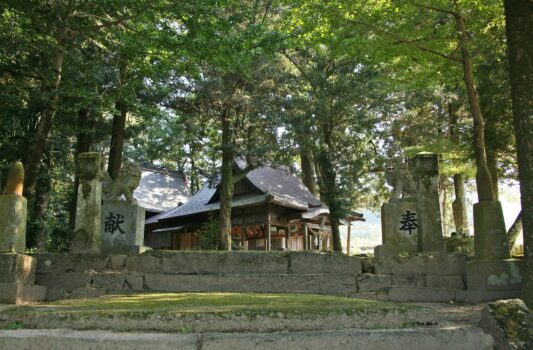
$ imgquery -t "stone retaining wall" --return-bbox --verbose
[32,251,522,303]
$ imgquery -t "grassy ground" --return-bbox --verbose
[4,293,416,316]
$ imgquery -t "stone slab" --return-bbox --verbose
[466,259,523,291]
[388,287,456,303]
[374,254,467,276]
[143,273,356,295]
[33,253,110,274]
[456,290,522,304]
[126,251,290,275]
[0,195,27,253]
[0,283,46,304]
[0,254,36,284]
[0,330,198,350]
[202,327,493,350]
[289,252,362,274]
[109,255,128,269]
[0,327,494,350]
[35,272,91,291]
[356,274,391,292]
[425,275,465,290]
[101,201,145,254]
[391,275,425,288]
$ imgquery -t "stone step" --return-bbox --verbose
[389,287,457,303]
[0,283,46,304]
[37,273,359,300]
[388,286,523,304]
[0,327,494,350]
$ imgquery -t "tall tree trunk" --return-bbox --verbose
[69,108,96,230]
[315,150,342,252]
[23,25,67,200]
[108,100,127,179]
[486,148,500,200]
[441,180,448,236]
[504,0,533,307]
[507,211,523,251]
[313,153,324,202]
[300,151,317,195]
[452,174,469,235]
[453,2,496,202]
[32,151,52,251]
[448,104,469,235]
[218,112,234,250]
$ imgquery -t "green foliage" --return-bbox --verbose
[0,0,518,250]
[2,322,24,330]
[198,213,220,250]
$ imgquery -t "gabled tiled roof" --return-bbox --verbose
[147,164,323,224]
[134,164,190,213]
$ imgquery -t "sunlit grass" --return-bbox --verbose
[11,293,416,316]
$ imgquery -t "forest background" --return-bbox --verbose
[0,0,524,254]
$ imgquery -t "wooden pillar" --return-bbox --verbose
[303,223,309,251]
[347,220,352,256]
[285,224,290,250]
[266,204,271,251]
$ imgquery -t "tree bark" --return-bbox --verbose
[452,174,469,235]
[108,100,128,180]
[218,111,234,250]
[32,151,52,251]
[507,211,522,251]
[453,2,496,202]
[448,104,470,235]
[503,0,533,307]
[486,148,500,200]
[300,151,317,195]
[23,25,67,200]
[315,150,342,252]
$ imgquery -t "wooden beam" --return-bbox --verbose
[304,224,309,251]
[266,204,272,251]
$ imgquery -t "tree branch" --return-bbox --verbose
[352,20,461,63]
[406,1,456,16]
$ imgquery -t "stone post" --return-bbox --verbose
[380,198,418,256]
[101,200,145,254]
[0,162,27,253]
[465,182,519,298]
[100,160,147,254]
[473,201,510,260]
[0,162,46,303]
[71,152,105,252]
[412,153,445,253]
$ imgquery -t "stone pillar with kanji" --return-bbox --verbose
[375,160,419,257]
[71,152,105,253]
[100,161,146,254]
[101,201,145,254]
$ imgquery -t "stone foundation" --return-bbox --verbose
[0,254,46,304]
[30,251,524,304]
